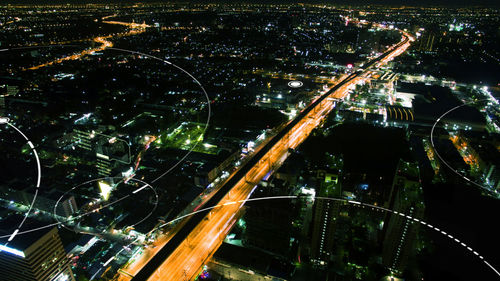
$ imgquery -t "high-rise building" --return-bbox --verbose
[6,85,18,96]
[0,95,5,116]
[0,188,78,218]
[72,129,129,177]
[96,155,113,177]
[0,215,75,281]
[72,129,93,151]
[243,179,293,256]
[310,169,342,265]
[0,84,17,116]
[418,32,436,52]
[382,160,425,275]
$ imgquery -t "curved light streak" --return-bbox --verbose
[430,100,495,195]
[155,195,500,278]
[0,121,42,250]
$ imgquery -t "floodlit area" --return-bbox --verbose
[159,122,216,154]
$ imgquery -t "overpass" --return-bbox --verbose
[128,33,412,281]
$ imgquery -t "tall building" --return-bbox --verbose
[243,179,293,256]
[73,129,94,151]
[418,32,436,52]
[0,188,78,218]
[0,84,17,116]
[96,155,113,177]
[420,33,435,52]
[72,129,129,177]
[0,215,75,281]
[382,160,425,275]
[310,169,342,265]
[0,94,5,116]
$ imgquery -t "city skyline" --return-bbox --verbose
[1,2,499,281]
[1,0,500,7]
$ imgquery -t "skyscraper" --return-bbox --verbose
[0,215,75,281]
[310,169,342,265]
[0,94,5,116]
[382,160,425,275]
[243,180,293,256]
[418,32,436,52]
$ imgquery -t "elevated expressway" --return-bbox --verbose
[128,32,413,281]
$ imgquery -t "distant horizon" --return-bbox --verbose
[1,0,500,8]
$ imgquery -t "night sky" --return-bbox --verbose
[4,0,500,7]
[344,0,500,6]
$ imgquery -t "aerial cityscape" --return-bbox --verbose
[0,1,499,281]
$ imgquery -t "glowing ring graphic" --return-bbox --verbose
[1,45,211,184]
[288,80,303,88]
[0,120,42,248]
[54,177,158,234]
[0,45,210,237]
[155,195,500,278]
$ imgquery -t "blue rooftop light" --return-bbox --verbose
[0,244,25,258]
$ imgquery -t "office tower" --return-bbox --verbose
[310,169,342,265]
[72,129,123,177]
[0,95,5,116]
[382,160,425,274]
[0,215,75,281]
[243,180,293,256]
[418,32,436,52]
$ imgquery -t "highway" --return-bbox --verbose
[128,31,412,281]
[26,16,149,71]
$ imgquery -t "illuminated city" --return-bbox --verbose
[0,1,499,281]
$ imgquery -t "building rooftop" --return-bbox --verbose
[0,214,54,253]
[469,141,500,165]
[213,242,293,279]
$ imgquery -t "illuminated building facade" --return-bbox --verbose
[0,94,5,116]
[418,32,436,52]
[0,216,75,281]
[243,180,293,256]
[382,160,425,274]
[310,169,342,265]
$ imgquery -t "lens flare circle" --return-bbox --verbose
[288,80,304,88]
